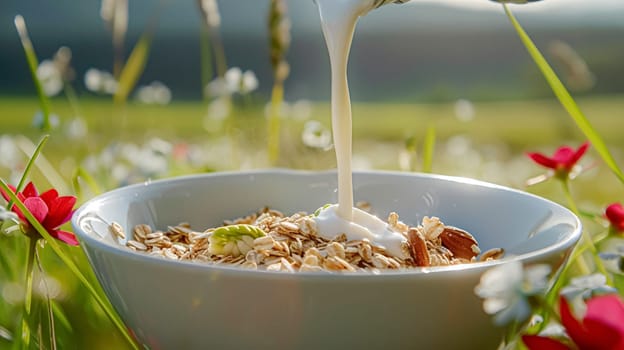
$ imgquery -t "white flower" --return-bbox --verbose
[474,261,551,326]
[454,99,475,122]
[205,67,259,98]
[65,117,88,140]
[224,67,243,93]
[241,70,259,94]
[135,81,172,105]
[203,97,231,132]
[561,273,616,300]
[0,136,19,169]
[560,273,616,317]
[301,120,332,150]
[0,206,17,222]
[36,60,63,97]
[291,100,312,121]
[84,68,117,94]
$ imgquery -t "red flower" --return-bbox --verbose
[527,142,589,180]
[606,203,624,233]
[523,294,624,350]
[1,182,78,245]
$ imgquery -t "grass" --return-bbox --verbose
[1,93,624,348]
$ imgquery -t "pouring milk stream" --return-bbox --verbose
[312,0,408,259]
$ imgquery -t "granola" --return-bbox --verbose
[114,205,503,272]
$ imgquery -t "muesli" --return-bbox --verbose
[111,204,504,272]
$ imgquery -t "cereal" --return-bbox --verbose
[112,208,503,272]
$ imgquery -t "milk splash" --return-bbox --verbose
[314,0,408,259]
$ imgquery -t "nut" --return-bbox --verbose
[407,228,430,267]
[440,226,480,260]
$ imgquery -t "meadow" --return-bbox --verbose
[1,0,624,348]
[1,93,623,349]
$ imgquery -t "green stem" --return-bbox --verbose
[14,15,51,131]
[35,248,57,350]
[63,83,84,119]
[0,180,139,350]
[503,5,624,184]
[7,135,49,210]
[561,180,611,282]
[211,29,228,78]
[19,237,37,350]
[268,83,284,165]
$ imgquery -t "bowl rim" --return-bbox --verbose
[71,169,582,278]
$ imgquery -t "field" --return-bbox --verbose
[1,93,624,349]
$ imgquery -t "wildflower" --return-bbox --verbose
[135,81,172,105]
[474,261,551,326]
[84,68,117,94]
[0,136,20,170]
[523,294,624,350]
[1,182,78,245]
[606,203,624,233]
[454,99,475,122]
[301,120,332,150]
[527,142,589,181]
[0,206,17,222]
[205,67,258,98]
[65,117,88,140]
[599,242,624,274]
[560,273,616,316]
[36,60,63,97]
[240,70,259,94]
[36,46,75,97]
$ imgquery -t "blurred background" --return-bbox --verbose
[0,1,623,348]
[1,0,623,101]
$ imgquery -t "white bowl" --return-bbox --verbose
[71,170,581,349]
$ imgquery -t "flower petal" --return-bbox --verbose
[22,182,38,198]
[559,296,590,346]
[23,197,49,223]
[42,195,76,229]
[522,335,570,350]
[552,146,575,165]
[528,152,558,169]
[52,229,79,246]
[39,189,59,207]
[606,203,624,232]
[567,142,590,168]
[0,184,17,202]
[583,294,624,349]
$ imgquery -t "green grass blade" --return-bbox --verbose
[422,124,436,173]
[113,34,153,105]
[14,15,52,131]
[503,5,624,184]
[7,135,49,210]
[71,167,102,199]
[267,83,284,165]
[50,301,72,333]
[14,135,70,194]
[35,250,57,350]
[19,238,37,350]
[0,180,139,350]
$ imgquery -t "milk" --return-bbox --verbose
[314,0,408,259]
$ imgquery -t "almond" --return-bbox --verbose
[408,228,430,267]
[440,226,480,260]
